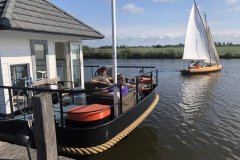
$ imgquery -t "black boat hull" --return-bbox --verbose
[0,119,35,147]
[0,87,159,155]
[56,86,159,155]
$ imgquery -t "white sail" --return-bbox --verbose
[183,3,210,60]
[204,27,220,65]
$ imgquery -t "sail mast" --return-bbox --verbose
[111,0,118,117]
[204,13,212,65]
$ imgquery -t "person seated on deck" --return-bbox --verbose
[193,61,202,69]
[188,60,194,69]
[96,74,129,96]
[90,66,112,86]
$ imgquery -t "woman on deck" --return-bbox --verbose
[95,74,129,96]
[91,66,112,85]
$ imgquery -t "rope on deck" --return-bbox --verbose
[58,94,159,156]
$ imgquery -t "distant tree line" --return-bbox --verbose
[85,42,240,49]
[83,42,240,59]
[215,42,232,46]
[152,43,184,48]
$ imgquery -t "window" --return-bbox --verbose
[31,40,48,79]
[10,64,29,86]
[10,64,29,96]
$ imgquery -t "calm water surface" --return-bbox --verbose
[82,59,240,160]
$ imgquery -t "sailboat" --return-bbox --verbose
[180,1,222,74]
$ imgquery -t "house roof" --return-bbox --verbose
[0,0,104,39]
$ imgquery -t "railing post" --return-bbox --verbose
[119,84,122,115]
[150,72,153,91]
[8,88,14,118]
[136,76,139,103]
[156,68,158,86]
[59,92,64,127]
[91,67,94,78]
[31,93,58,160]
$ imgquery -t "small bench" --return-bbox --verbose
[32,77,73,89]
[32,77,74,104]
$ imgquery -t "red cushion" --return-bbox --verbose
[67,104,110,122]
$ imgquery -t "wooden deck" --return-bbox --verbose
[0,141,73,160]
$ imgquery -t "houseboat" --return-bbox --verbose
[0,0,159,156]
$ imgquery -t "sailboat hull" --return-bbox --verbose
[180,65,222,74]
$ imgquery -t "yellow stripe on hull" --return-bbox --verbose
[180,65,222,74]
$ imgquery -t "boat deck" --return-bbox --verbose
[0,141,73,159]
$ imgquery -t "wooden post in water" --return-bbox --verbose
[31,93,58,160]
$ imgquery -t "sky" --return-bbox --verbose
[49,0,240,47]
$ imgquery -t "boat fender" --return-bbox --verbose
[15,134,30,146]
[15,127,35,148]
[15,130,33,159]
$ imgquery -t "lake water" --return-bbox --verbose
[82,59,240,160]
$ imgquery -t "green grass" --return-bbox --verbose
[217,46,240,58]
[83,46,240,59]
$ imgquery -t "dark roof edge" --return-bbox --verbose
[0,17,10,27]
[1,0,16,23]
[44,0,105,38]
[1,28,105,39]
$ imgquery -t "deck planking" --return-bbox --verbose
[0,141,73,160]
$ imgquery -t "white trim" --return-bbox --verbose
[30,40,48,80]
[79,42,85,89]
[70,42,83,88]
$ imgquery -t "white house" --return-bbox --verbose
[0,0,104,115]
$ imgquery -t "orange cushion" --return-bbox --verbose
[67,104,110,122]
[140,79,152,84]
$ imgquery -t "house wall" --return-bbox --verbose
[0,30,82,114]
[0,36,33,114]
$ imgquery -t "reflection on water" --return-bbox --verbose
[91,127,160,160]
[179,73,221,124]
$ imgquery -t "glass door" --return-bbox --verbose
[71,43,81,87]
[56,60,65,81]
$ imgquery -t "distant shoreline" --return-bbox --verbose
[84,57,240,59]
[83,46,240,59]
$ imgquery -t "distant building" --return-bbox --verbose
[0,0,104,114]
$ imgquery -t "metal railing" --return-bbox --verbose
[0,65,158,127]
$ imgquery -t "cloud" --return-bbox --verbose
[84,25,186,47]
[228,6,240,12]
[120,3,144,14]
[84,23,240,47]
[225,0,238,4]
[153,0,176,3]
